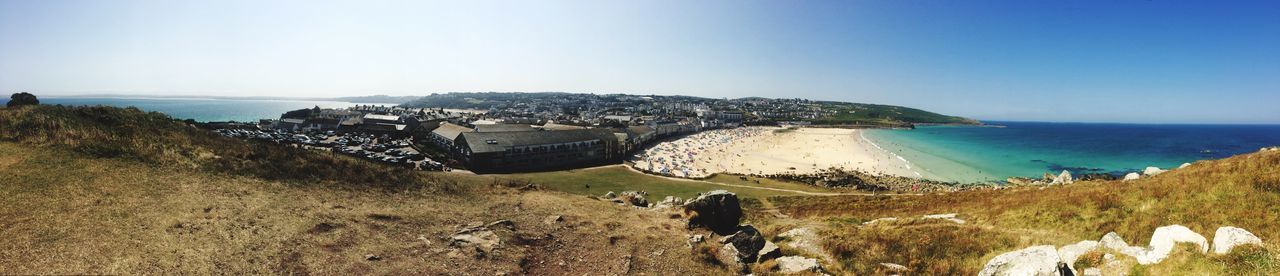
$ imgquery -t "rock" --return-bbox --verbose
[879,262,909,272]
[1051,170,1074,185]
[922,213,965,224]
[1099,232,1146,258]
[686,234,705,248]
[364,254,381,261]
[487,219,515,231]
[862,217,899,225]
[603,191,616,199]
[1082,267,1102,276]
[978,245,1060,276]
[1006,177,1036,185]
[543,215,563,225]
[653,196,684,209]
[721,225,767,263]
[450,227,501,253]
[778,227,825,258]
[716,243,748,272]
[1142,166,1166,176]
[1178,163,1191,169]
[618,191,649,207]
[1213,226,1263,254]
[682,190,743,233]
[1102,225,1208,265]
[1057,240,1099,273]
[1145,225,1209,260]
[1122,172,1141,181]
[775,256,822,274]
[758,241,781,262]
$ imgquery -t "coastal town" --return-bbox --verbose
[210,93,975,174]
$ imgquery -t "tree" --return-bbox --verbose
[7,92,39,107]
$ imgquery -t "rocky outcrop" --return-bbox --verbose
[1050,170,1074,185]
[1213,226,1263,254]
[775,256,822,274]
[615,191,649,207]
[716,243,747,272]
[1142,166,1166,176]
[1122,172,1141,181]
[653,196,684,209]
[879,262,909,273]
[978,245,1060,276]
[758,241,782,262]
[1057,240,1100,273]
[683,190,743,233]
[720,225,767,263]
[779,227,826,259]
[922,213,966,224]
[862,217,899,225]
[1100,225,1208,265]
[450,225,503,257]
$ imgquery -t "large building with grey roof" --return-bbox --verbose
[455,129,620,172]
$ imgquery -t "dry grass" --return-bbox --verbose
[0,105,448,191]
[768,150,1280,274]
[0,105,732,274]
[0,142,730,274]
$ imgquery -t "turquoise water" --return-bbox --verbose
[41,97,394,122]
[865,122,1280,183]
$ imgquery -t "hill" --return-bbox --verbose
[0,104,726,274]
[399,92,978,125]
[756,149,1280,274]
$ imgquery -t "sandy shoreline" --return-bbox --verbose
[631,127,921,178]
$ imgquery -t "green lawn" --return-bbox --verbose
[497,166,830,201]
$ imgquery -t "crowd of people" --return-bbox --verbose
[631,127,768,178]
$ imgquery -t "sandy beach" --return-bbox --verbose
[632,127,921,178]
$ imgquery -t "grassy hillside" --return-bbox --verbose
[0,105,726,275]
[811,101,979,126]
[764,150,1280,274]
[0,104,438,191]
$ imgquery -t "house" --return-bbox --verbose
[362,113,402,125]
[277,118,306,130]
[624,125,656,151]
[455,129,620,172]
[429,122,473,152]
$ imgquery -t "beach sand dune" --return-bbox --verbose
[632,127,920,178]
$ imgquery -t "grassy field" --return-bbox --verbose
[499,166,837,202]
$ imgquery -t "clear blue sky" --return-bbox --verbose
[1,0,1277,123]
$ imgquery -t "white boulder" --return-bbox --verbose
[1213,226,1263,254]
[1058,240,1100,273]
[978,245,1060,276]
[1051,170,1074,185]
[1143,166,1166,176]
[1082,267,1102,276]
[1103,225,1208,265]
[1178,163,1191,169]
[775,256,822,274]
[921,213,967,224]
[1122,172,1141,181]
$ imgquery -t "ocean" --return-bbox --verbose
[865,122,1280,183]
[41,97,396,123]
